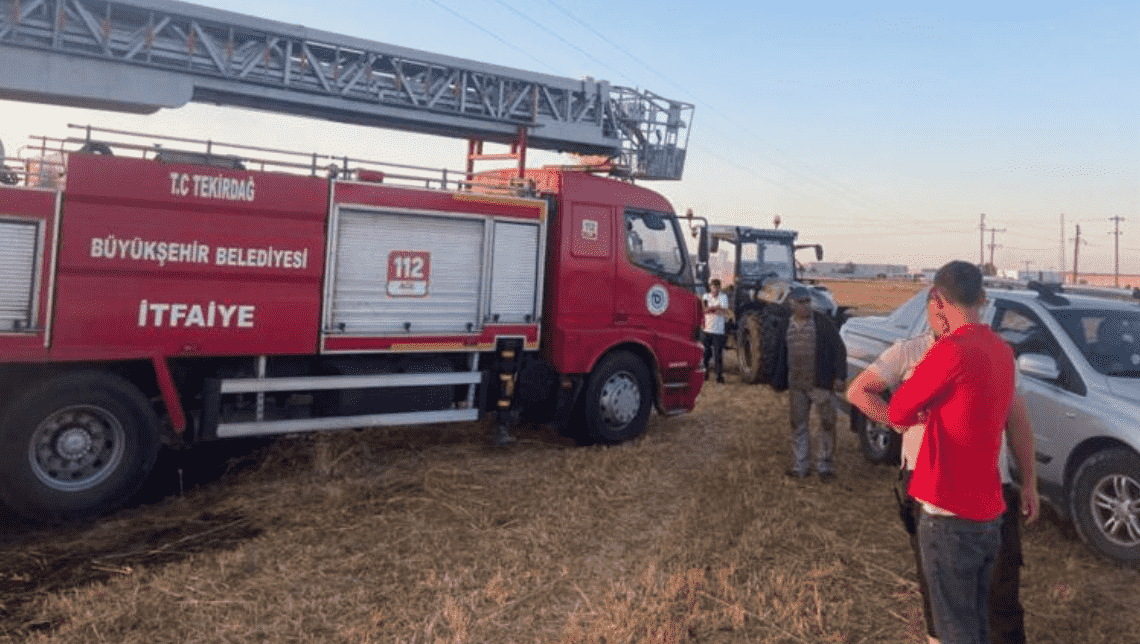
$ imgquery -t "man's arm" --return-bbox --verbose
[846,368,893,426]
[1006,393,1040,523]
[846,339,909,429]
[832,319,847,390]
[817,313,847,390]
[888,341,959,426]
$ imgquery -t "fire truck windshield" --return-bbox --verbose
[625,209,687,278]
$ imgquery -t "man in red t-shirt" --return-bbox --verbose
[887,261,1034,644]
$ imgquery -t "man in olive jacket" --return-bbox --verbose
[770,286,847,481]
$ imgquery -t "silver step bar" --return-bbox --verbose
[208,360,485,439]
[220,371,481,394]
[216,408,480,438]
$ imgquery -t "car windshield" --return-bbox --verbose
[739,239,794,280]
[1051,308,1140,377]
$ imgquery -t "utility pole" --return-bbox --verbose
[1110,216,1126,287]
[1060,213,1066,281]
[1072,224,1084,284]
[1022,259,1033,277]
[984,225,1006,273]
[979,213,986,267]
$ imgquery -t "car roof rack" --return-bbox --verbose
[984,277,1140,306]
[1025,280,1070,306]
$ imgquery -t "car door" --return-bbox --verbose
[991,301,1085,490]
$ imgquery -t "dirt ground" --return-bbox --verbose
[1,279,1136,643]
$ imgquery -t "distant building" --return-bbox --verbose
[806,262,909,279]
[1017,269,1063,284]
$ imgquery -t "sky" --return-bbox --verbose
[2,0,1138,274]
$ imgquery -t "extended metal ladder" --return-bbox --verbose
[0,0,693,179]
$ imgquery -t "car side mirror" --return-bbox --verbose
[1018,353,1060,381]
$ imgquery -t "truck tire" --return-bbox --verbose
[737,313,764,383]
[851,407,901,466]
[0,371,160,523]
[580,351,652,445]
[1069,449,1140,564]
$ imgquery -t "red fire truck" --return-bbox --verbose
[0,0,705,522]
[0,129,706,521]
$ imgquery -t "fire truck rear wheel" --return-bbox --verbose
[0,371,160,523]
[581,351,652,445]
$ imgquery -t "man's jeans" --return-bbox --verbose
[703,332,726,380]
[918,512,1003,644]
[788,388,836,474]
[901,477,1026,644]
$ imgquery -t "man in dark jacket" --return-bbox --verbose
[771,286,847,481]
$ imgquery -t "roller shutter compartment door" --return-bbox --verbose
[0,220,39,331]
[331,209,485,335]
[489,222,540,324]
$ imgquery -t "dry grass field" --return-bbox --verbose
[1,279,1137,643]
[815,279,925,316]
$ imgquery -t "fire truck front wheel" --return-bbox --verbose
[0,371,160,523]
[581,352,653,445]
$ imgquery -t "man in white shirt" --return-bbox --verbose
[703,279,730,383]
[847,328,1037,644]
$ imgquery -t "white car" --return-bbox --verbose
[841,281,1140,564]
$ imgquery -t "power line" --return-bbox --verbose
[499,0,924,224]
[489,0,637,86]
[420,0,560,73]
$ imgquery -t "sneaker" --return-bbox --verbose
[716,376,725,384]
[818,472,836,483]
[785,468,809,480]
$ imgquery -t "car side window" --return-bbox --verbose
[993,302,1085,395]
[994,308,1041,348]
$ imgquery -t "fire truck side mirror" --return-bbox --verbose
[698,227,709,263]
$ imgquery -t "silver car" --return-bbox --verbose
[841,281,1140,564]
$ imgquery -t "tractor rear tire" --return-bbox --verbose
[737,313,765,383]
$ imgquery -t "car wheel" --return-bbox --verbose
[1070,448,1140,564]
[851,407,901,466]
[0,371,160,523]
[580,351,653,445]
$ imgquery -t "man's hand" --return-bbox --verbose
[1020,483,1040,524]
